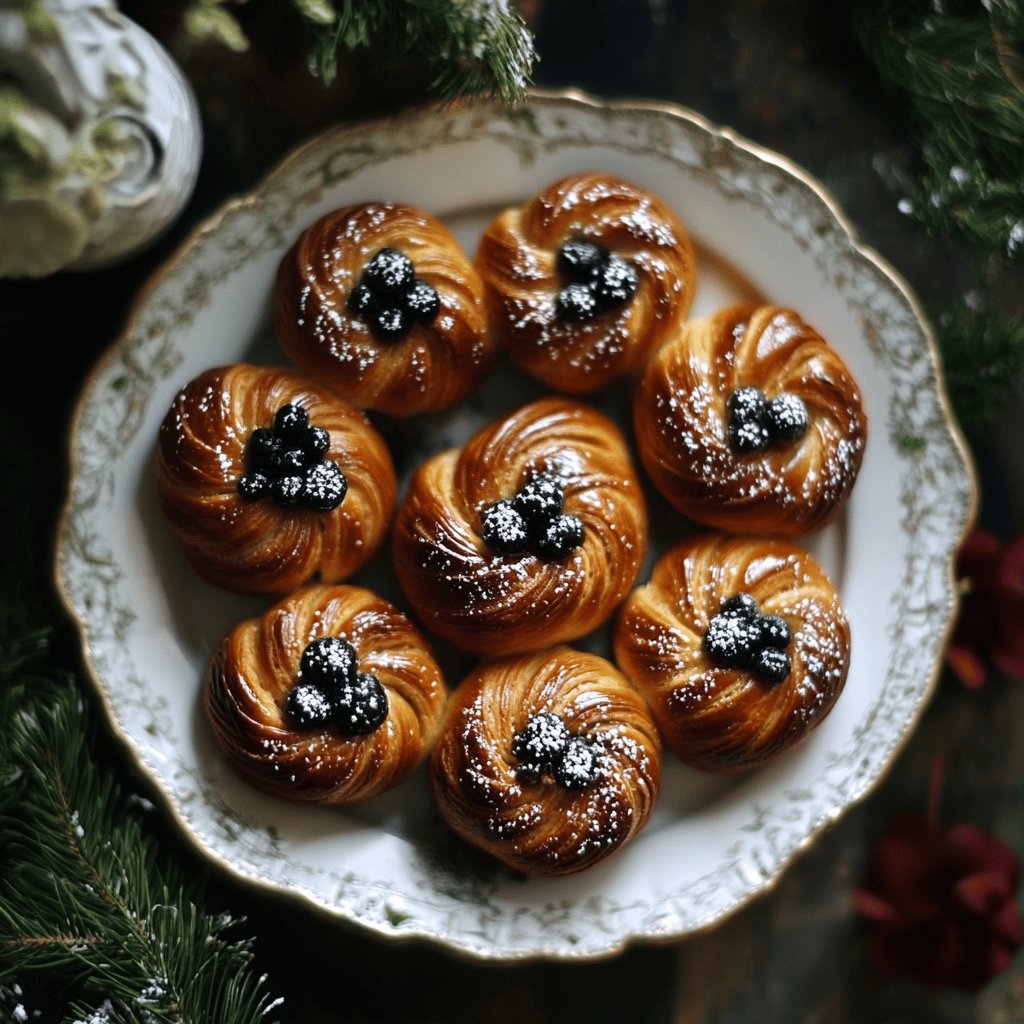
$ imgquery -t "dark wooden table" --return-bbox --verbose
[4,1,1022,1020]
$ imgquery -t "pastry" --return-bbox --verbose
[156,363,396,594]
[205,584,447,805]
[474,171,697,394]
[392,397,648,655]
[275,201,492,415]
[430,646,660,876]
[633,304,867,537]
[613,533,850,772]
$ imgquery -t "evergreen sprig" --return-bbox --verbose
[931,299,1024,439]
[183,0,535,103]
[856,0,1024,262]
[0,623,282,1022]
[855,0,1024,436]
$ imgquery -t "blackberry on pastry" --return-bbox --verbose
[633,304,867,537]
[275,202,491,416]
[392,397,648,655]
[430,646,660,875]
[205,584,447,805]
[475,172,697,394]
[614,533,851,772]
[156,364,396,594]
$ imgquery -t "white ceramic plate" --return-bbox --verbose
[57,90,976,961]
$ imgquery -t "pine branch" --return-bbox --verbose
[0,634,282,1022]
[932,300,1024,440]
[856,0,1024,261]
[179,0,535,103]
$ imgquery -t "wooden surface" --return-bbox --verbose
[3,1,1022,1019]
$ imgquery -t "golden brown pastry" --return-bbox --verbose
[392,397,648,655]
[430,646,660,876]
[633,304,867,537]
[613,533,850,772]
[156,363,396,594]
[205,584,447,805]
[275,202,492,416]
[474,171,697,394]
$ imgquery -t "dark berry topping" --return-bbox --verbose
[274,403,309,441]
[753,646,792,684]
[766,393,810,442]
[481,474,583,560]
[556,282,599,323]
[727,386,771,453]
[720,593,760,619]
[534,514,585,560]
[512,473,564,529]
[304,425,331,460]
[332,672,389,736]
[757,614,791,649]
[287,640,388,736]
[403,279,441,324]
[284,682,334,727]
[728,386,810,453]
[363,247,415,297]
[553,736,600,790]
[347,282,378,317]
[279,447,308,475]
[302,460,348,511]
[349,247,439,342]
[556,238,606,282]
[703,612,763,666]
[248,428,282,473]
[300,636,359,688]
[512,711,570,778]
[554,239,637,322]
[481,500,530,554]
[374,306,410,342]
[240,405,348,513]
[237,471,270,501]
[704,592,793,683]
[272,474,304,506]
[592,255,639,308]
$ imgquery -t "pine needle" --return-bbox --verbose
[856,0,1024,261]
[0,616,281,1022]
[932,301,1024,440]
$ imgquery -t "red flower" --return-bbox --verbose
[853,802,1022,991]
[946,528,1024,688]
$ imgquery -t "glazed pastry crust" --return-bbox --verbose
[614,534,850,772]
[475,172,697,394]
[205,584,447,805]
[634,304,867,537]
[430,646,661,876]
[275,202,491,415]
[392,397,648,655]
[156,363,396,594]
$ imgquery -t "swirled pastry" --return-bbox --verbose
[156,363,396,594]
[275,202,492,415]
[430,646,660,875]
[474,172,697,394]
[613,534,850,772]
[392,397,648,655]
[633,304,867,537]
[205,584,447,805]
